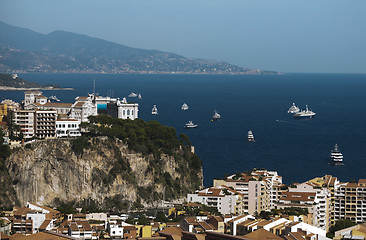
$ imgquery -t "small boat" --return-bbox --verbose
[48,95,60,102]
[287,103,300,113]
[185,121,198,129]
[152,105,158,115]
[293,105,316,119]
[128,92,138,97]
[181,103,189,110]
[247,130,255,142]
[212,109,221,121]
[330,144,344,165]
[138,94,142,99]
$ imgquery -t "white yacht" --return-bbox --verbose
[330,144,344,165]
[212,109,221,121]
[152,105,158,115]
[247,130,255,142]
[185,121,198,129]
[128,92,138,97]
[287,103,300,113]
[48,95,60,102]
[181,103,189,110]
[138,94,142,99]
[293,105,316,119]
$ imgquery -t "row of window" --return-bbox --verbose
[57,124,79,128]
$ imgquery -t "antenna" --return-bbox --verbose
[93,79,96,95]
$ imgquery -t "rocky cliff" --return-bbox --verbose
[6,137,203,210]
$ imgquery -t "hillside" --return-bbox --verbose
[0,21,277,74]
[0,73,60,89]
[2,116,203,211]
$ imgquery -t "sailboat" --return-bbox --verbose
[212,109,221,121]
[138,94,142,99]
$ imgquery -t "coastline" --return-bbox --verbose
[0,86,74,91]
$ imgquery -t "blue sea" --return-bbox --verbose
[1,73,366,187]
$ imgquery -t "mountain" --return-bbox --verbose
[0,21,276,74]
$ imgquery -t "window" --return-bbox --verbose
[123,110,125,115]
[127,110,130,115]
[131,110,134,115]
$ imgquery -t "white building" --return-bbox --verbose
[24,91,42,107]
[11,109,35,139]
[107,97,139,120]
[70,95,98,122]
[287,182,331,231]
[56,119,81,138]
[107,221,134,239]
[187,186,243,215]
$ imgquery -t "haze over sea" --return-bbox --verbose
[2,73,366,186]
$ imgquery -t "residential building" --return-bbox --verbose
[56,119,81,138]
[68,220,93,239]
[213,169,282,215]
[11,109,35,139]
[187,186,245,215]
[334,179,366,223]
[287,182,331,231]
[35,109,57,139]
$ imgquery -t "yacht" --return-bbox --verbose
[212,109,221,121]
[181,103,189,110]
[330,144,344,165]
[185,121,198,129]
[128,92,138,97]
[293,105,316,119]
[138,94,142,99]
[48,95,60,102]
[247,130,255,142]
[287,103,300,113]
[151,105,158,115]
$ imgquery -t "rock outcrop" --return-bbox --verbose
[6,137,203,209]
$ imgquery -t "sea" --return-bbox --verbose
[1,73,366,187]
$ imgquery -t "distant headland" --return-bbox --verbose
[0,73,73,91]
[0,21,280,75]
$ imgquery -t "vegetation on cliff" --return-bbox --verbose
[0,129,19,210]
[5,115,203,212]
[0,73,59,88]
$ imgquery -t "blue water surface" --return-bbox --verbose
[1,73,365,186]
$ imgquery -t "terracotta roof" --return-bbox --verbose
[36,95,48,99]
[73,102,85,108]
[198,221,214,231]
[346,183,359,188]
[358,179,366,184]
[280,192,316,202]
[39,219,51,230]
[10,231,78,239]
[244,228,283,240]
[13,207,31,216]
[159,226,183,236]
[28,202,60,215]
[124,226,136,230]
[287,231,306,240]
[75,220,92,231]
[237,219,254,226]
[184,217,198,225]
[41,102,73,107]
[70,222,79,231]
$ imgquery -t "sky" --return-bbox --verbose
[0,0,365,73]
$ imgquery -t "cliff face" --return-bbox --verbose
[6,137,203,209]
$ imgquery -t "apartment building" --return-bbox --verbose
[287,182,331,231]
[334,179,366,224]
[35,109,57,139]
[187,186,244,215]
[309,175,340,225]
[213,169,282,215]
[11,109,35,139]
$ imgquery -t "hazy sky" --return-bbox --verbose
[0,0,365,73]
